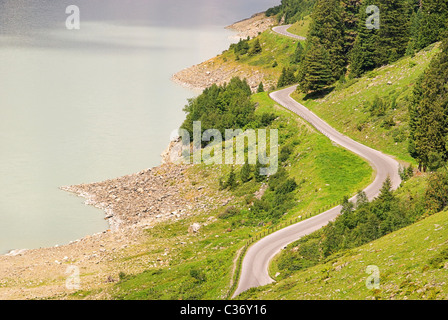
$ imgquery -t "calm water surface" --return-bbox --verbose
[0,0,280,253]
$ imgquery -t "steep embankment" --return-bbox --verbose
[239,207,448,300]
[233,84,401,297]
[233,25,442,299]
[172,14,305,92]
[291,43,440,163]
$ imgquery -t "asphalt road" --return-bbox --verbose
[272,25,307,41]
[232,85,402,298]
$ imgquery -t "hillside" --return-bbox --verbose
[291,43,440,163]
[107,91,373,300]
[172,14,309,92]
[2,0,446,302]
[238,205,448,300]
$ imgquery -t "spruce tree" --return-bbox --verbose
[341,0,362,54]
[297,37,333,93]
[409,38,448,171]
[348,0,380,77]
[414,0,448,51]
[226,166,238,190]
[240,163,253,183]
[291,41,305,64]
[375,0,410,65]
[249,39,262,56]
[307,0,346,79]
[277,67,298,88]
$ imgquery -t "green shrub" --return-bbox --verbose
[218,206,240,219]
[428,247,448,269]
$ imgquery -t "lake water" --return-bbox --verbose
[0,0,280,254]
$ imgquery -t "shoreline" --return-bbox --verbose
[171,12,276,92]
[0,12,268,299]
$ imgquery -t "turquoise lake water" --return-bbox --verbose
[0,0,280,254]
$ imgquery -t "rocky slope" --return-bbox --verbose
[171,12,277,92]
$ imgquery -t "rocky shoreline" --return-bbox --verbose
[0,12,266,300]
[171,12,277,92]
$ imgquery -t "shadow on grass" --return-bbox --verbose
[302,86,335,100]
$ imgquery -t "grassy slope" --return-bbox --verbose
[85,92,372,300]
[253,93,373,216]
[72,23,441,301]
[291,43,440,163]
[207,19,310,90]
[287,16,311,38]
[216,30,299,89]
[239,188,448,300]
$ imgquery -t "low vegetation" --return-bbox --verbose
[104,90,373,300]
[238,193,448,300]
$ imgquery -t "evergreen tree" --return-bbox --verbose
[378,176,394,203]
[356,191,369,208]
[276,0,318,24]
[375,0,410,65]
[277,67,298,88]
[297,37,333,93]
[240,163,253,183]
[257,82,265,93]
[409,38,448,171]
[226,166,238,190]
[291,41,305,64]
[341,0,362,54]
[249,39,262,56]
[255,158,267,182]
[414,0,448,51]
[348,0,379,77]
[307,0,346,79]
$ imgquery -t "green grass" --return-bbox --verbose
[238,198,448,300]
[291,43,441,164]
[111,36,442,302]
[216,30,302,89]
[287,16,311,38]
[252,92,373,217]
[100,92,373,300]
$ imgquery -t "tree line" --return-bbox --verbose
[268,0,447,93]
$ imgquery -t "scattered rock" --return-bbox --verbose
[188,223,201,234]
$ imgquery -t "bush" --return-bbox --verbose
[428,247,448,269]
[218,206,240,219]
[279,145,293,163]
[276,179,298,195]
[425,168,448,213]
[259,112,277,127]
[190,269,207,282]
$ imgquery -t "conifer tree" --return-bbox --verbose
[414,0,448,51]
[297,37,333,93]
[375,0,410,65]
[307,0,346,79]
[408,38,448,171]
[341,0,362,54]
[249,39,262,56]
[240,163,253,183]
[277,67,298,88]
[291,41,305,64]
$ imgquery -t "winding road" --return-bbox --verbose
[232,26,402,298]
[272,25,307,41]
